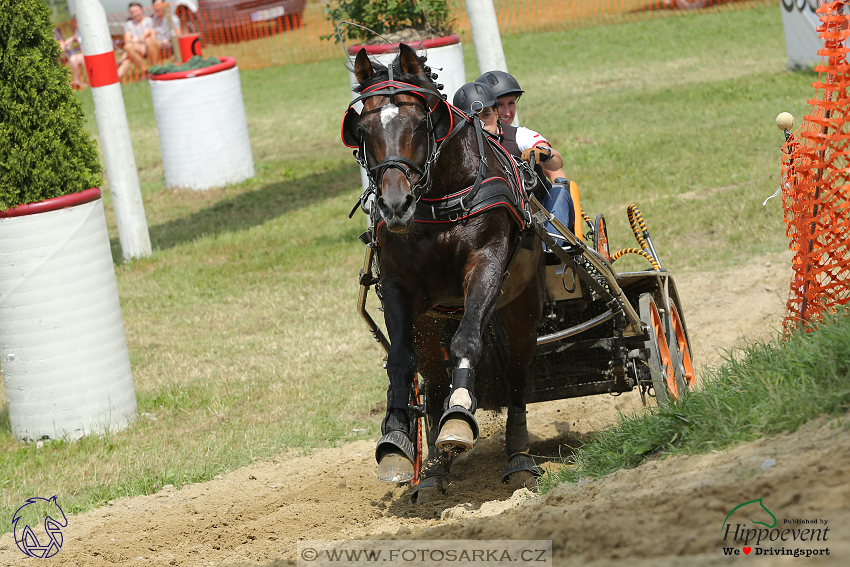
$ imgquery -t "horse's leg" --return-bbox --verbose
[376,281,418,483]
[410,317,453,502]
[411,401,453,502]
[501,269,545,487]
[436,240,509,451]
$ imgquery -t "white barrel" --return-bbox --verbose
[348,36,466,194]
[149,58,254,191]
[0,190,136,442]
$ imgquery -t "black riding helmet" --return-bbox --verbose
[452,82,497,116]
[475,70,524,100]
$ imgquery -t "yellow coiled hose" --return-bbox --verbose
[610,204,661,270]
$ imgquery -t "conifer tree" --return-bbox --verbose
[0,0,101,210]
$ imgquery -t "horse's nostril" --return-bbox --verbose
[402,194,416,210]
[377,196,390,214]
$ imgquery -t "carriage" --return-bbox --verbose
[355,182,695,484]
[344,44,695,495]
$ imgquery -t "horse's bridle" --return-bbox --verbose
[342,80,455,213]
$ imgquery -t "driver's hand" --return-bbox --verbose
[521,146,552,163]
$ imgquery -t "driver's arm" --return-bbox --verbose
[538,145,564,172]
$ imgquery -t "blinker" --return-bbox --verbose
[341,107,361,148]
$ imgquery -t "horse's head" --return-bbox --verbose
[344,44,453,234]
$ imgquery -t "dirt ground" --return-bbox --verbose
[3,250,848,567]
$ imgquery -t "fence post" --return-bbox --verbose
[76,0,152,260]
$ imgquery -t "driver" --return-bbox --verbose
[453,82,575,242]
[477,71,582,238]
[475,70,569,184]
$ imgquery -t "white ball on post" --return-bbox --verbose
[776,112,795,131]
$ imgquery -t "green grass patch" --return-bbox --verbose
[0,4,820,532]
[538,311,850,491]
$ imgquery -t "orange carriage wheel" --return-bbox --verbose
[668,301,696,392]
[593,213,610,262]
[638,293,678,405]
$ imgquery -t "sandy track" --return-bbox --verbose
[5,251,846,567]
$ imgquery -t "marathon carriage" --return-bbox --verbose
[356,189,695,484]
[344,44,695,496]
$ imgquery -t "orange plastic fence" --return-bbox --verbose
[779,0,850,331]
[54,0,770,86]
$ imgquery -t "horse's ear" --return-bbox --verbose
[353,48,374,85]
[431,99,453,142]
[398,43,426,77]
[341,108,360,148]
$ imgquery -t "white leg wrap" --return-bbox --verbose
[449,387,472,410]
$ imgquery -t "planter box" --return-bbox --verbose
[0,188,137,442]
[348,34,466,194]
[149,57,254,191]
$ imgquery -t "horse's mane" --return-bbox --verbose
[352,51,441,97]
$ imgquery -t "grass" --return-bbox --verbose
[537,310,850,492]
[0,4,820,532]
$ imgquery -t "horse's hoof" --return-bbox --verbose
[506,470,538,489]
[377,450,414,484]
[410,475,447,504]
[502,452,543,486]
[436,419,475,452]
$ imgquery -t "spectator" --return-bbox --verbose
[55,18,85,90]
[118,2,157,79]
[150,0,182,64]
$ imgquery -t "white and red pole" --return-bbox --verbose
[464,0,518,126]
[76,0,151,260]
[464,0,508,76]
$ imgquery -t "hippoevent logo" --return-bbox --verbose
[720,497,831,558]
[11,496,68,558]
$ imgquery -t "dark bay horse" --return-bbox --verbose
[343,44,546,491]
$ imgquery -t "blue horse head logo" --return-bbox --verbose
[12,496,68,558]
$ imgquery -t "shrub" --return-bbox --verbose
[324,0,456,44]
[148,55,223,76]
[0,0,101,211]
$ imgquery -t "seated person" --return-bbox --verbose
[55,18,85,89]
[477,70,570,185]
[151,0,182,64]
[118,2,157,79]
[453,82,574,243]
[478,70,583,241]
